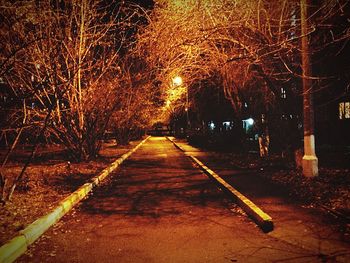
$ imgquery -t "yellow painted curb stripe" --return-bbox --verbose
[0,236,27,263]
[167,137,273,231]
[189,155,272,223]
[0,136,150,263]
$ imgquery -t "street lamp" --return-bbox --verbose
[172,75,190,133]
[172,76,183,86]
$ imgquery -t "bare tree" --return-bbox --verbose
[136,0,349,155]
[108,54,158,144]
[0,0,153,202]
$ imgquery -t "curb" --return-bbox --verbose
[0,136,150,263]
[166,137,274,233]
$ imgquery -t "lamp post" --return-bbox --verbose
[185,87,190,130]
[172,75,190,133]
[300,0,318,177]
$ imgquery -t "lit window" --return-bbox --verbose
[339,102,350,119]
[346,102,350,119]
[223,121,232,131]
[209,121,215,130]
[247,118,254,125]
[281,88,287,99]
[291,14,297,27]
[242,118,254,128]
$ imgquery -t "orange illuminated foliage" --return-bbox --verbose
[137,0,349,118]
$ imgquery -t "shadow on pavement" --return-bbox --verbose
[79,157,235,219]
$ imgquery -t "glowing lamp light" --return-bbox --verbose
[172,76,183,86]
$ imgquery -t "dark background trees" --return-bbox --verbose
[1,0,349,200]
[136,0,350,155]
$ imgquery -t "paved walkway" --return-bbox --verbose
[172,138,350,262]
[18,137,348,262]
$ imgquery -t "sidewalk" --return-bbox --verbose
[17,137,326,263]
[171,137,350,262]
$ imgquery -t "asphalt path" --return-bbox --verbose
[171,138,350,262]
[18,137,348,262]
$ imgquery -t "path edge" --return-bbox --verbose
[166,136,274,233]
[0,136,150,263]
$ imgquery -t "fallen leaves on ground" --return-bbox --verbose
[0,140,140,245]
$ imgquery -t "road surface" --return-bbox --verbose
[18,137,349,262]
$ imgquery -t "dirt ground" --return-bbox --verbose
[207,151,350,241]
[221,152,350,214]
[0,140,143,245]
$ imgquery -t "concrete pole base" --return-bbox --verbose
[302,155,318,177]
